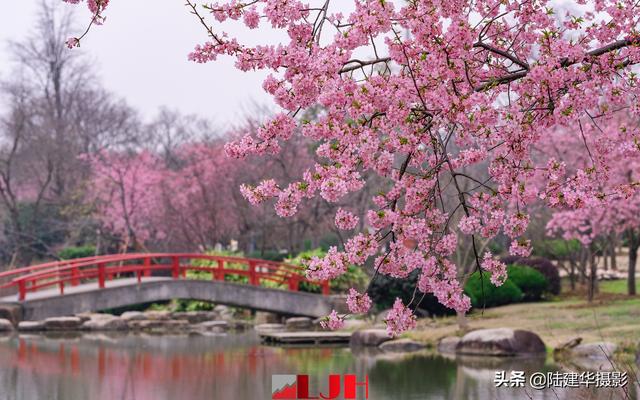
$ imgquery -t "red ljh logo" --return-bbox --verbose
[271,374,369,399]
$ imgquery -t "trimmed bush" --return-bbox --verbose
[464,272,523,308]
[58,245,96,260]
[507,264,548,301]
[500,256,561,295]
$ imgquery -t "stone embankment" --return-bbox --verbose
[0,307,249,334]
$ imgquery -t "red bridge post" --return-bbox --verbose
[172,256,180,279]
[98,263,106,289]
[248,261,257,286]
[322,281,330,295]
[18,280,26,301]
[214,260,224,281]
[71,264,79,286]
[143,257,151,277]
[288,275,299,291]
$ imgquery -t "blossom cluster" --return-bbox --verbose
[346,288,372,314]
[319,310,344,330]
[384,298,417,337]
[335,208,359,230]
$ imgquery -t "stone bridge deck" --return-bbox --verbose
[0,277,340,321]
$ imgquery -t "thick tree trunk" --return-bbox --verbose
[569,260,576,291]
[579,248,589,285]
[456,311,469,331]
[587,251,598,302]
[628,230,638,296]
[610,237,617,271]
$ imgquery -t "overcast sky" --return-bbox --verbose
[0,1,288,130]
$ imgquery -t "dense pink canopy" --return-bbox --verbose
[63,0,640,335]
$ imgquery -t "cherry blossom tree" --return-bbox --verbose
[87,150,167,251]
[0,1,139,267]
[62,0,640,335]
[158,142,241,250]
[546,115,640,297]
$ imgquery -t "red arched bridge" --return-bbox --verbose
[0,253,339,321]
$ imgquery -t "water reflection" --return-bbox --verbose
[0,332,636,400]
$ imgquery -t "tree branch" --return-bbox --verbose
[475,38,639,92]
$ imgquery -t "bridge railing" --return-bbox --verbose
[1,253,330,301]
[0,254,137,297]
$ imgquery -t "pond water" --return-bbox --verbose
[0,332,636,400]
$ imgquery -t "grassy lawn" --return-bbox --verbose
[600,279,638,294]
[406,294,640,353]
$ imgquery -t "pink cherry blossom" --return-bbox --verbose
[346,288,372,314]
[384,298,417,337]
[320,310,344,330]
[65,37,79,49]
[335,208,359,230]
[480,252,508,286]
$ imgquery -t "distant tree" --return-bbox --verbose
[0,1,138,266]
[547,115,640,297]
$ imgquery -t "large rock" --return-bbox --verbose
[197,320,229,330]
[75,313,96,323]
[437,336,461,354]
[18,321,45,332]
[171,311,218,324]
[120,311,146,321]
[128,320,165,330]
[567,342,617,370]
[0,304,23,324]
[214,305,234,319]
[0,318,14,331]
[255,323,285,333]
[128,319,189,330]
[44,317,82,331]
[82,317,127,331]
[456,328,546,356]
[379,338,425,353]
[77,313,115,323]
[569,342,617,359]
[350,329,392,347]
[144,311,171,320]
[229,320,252,330]
[196,320,229,333]
[285,317,312,331]
[255,311,280,324]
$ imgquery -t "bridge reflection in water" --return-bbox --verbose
[0,333,350,400]
[0,333,631,400]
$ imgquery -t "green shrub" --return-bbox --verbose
[464,272,523,308]
[501,256,561,295]
[58,245,96,260]
[507,264,548,301]
[191,250,249,284]
[172,299,214,312]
